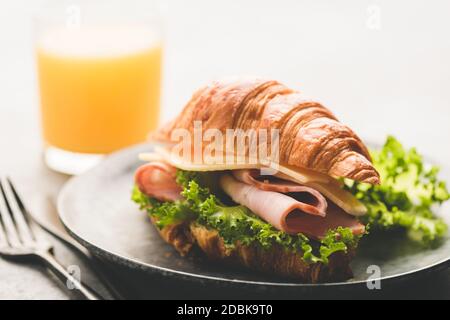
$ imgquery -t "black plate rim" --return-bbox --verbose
[57,142,450,288]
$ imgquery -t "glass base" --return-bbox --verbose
[44,146,104,175]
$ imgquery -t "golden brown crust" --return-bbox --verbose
[152,218,354,283]
[152,77,380,184]
[150,217,194,256]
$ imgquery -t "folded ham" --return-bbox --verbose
[135,161,365,240]
[135,162,182,202]
[220,174,364,239]
[232,169,328,217]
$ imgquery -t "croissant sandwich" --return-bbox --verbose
[132,77,380,283]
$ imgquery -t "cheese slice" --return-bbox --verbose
[142,147,331,184]
[138,147,367,216]
[313,182,367,216]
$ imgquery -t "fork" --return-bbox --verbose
[0,177,101,300]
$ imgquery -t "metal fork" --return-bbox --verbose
[0,177,101,300]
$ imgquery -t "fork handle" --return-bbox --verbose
[37,252,102,300]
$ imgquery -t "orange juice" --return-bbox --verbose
[36,26,162,154]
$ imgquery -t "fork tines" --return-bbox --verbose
[0,177,36,247]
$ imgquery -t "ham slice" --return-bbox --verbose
[232,169,327,217]
[220,174,364,239]
[135,162,183,202]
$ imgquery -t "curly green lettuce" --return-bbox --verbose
[345,136,449,244]
[132,170,361,265]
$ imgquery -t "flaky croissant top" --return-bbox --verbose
[153,78,380,184]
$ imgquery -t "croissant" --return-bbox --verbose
[153,78,379,184]
[154,219,355,283]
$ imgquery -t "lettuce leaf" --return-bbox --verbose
[132,186,195,229]
[132,171,361,265]
[345,136,449,244]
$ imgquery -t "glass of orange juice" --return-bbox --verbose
[34,0,163,174]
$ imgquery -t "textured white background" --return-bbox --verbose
[1,0,450,160]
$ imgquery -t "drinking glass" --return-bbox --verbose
[34,0,163,174]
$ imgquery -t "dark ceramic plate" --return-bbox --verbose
[58,143,450,291]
